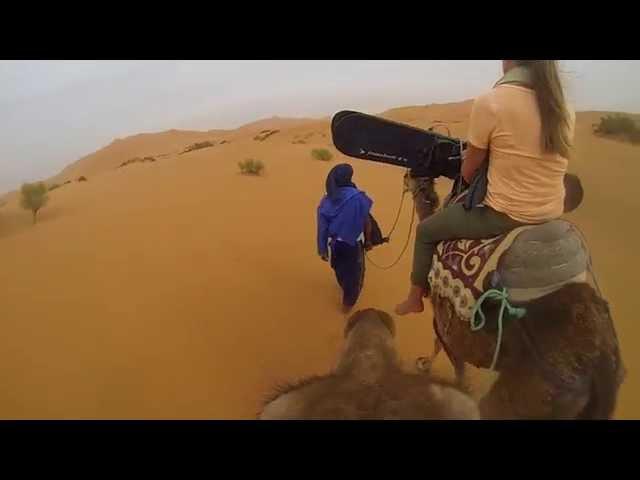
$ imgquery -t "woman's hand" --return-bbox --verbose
[461,143,488,183]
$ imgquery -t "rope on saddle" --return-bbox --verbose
[470,288,527,371]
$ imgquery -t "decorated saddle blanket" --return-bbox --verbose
[428,193,590,320]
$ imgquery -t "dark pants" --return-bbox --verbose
[411,203,524,287]
[329,239,365,307]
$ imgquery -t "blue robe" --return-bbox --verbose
[317,186,373,307]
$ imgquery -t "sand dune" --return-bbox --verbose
[0,103,637,418]
[234,116,319,134]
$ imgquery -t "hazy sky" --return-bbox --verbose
[1,60,639,192]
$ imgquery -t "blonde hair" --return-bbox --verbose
[516,60,572,158]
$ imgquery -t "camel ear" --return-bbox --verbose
[564,173,584,213]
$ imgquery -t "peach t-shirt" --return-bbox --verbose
[467,84,575,223]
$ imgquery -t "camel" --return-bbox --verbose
[405,173,625,419]
[259,308,480,420]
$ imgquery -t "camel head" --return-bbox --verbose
[337,308,399,384]
[259,308,480,420]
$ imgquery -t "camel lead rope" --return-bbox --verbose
[365,170,416,271]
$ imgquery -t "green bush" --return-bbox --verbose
[238,158,265,175]
[20,182,49,224]
[119,156,156,168]
[253,130,280,141]
[311,148,333,162]
[595,114,639,136]
[628,129,640,144]
[181,141,215,154]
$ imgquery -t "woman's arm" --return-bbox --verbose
[461,143,488,183]
[464,92,495,183]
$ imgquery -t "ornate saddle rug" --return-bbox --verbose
[428,197,589,320]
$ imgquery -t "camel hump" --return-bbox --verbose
[495,220,589,302]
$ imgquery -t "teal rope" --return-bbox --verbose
[470,288,527,371]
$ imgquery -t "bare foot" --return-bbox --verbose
[395,284,427,316]
[395,298,424,315]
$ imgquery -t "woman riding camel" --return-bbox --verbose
[396,60,576,315]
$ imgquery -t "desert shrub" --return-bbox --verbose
[311,148,333,162]
[595,114,637,135]
[627,129,640,144]
[78,176,87,182]
[238,158,265,175]
[253,130,280,141]
[181,141,215,154]
[119,156,156,168]
[20,182,49,224]
[594,114,640,144]
[48,183,61,191]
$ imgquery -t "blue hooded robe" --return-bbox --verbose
[317,164,373,307]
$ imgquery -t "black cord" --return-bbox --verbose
[384,170,409,239]
[365,200,416,270]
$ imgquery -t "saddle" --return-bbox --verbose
[429,183,590,321]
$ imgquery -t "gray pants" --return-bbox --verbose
[411,203,524,287]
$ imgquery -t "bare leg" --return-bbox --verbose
[400,202,523,317]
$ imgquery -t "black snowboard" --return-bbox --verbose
[331,110,465,179]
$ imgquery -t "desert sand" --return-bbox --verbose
[0,102,637,419]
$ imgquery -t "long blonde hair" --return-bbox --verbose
[516,60,572,158]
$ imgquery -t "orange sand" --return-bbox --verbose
[0,103,637,419]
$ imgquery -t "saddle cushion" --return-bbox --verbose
[428,218,589,320]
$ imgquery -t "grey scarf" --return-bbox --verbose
[494,65,533,88]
